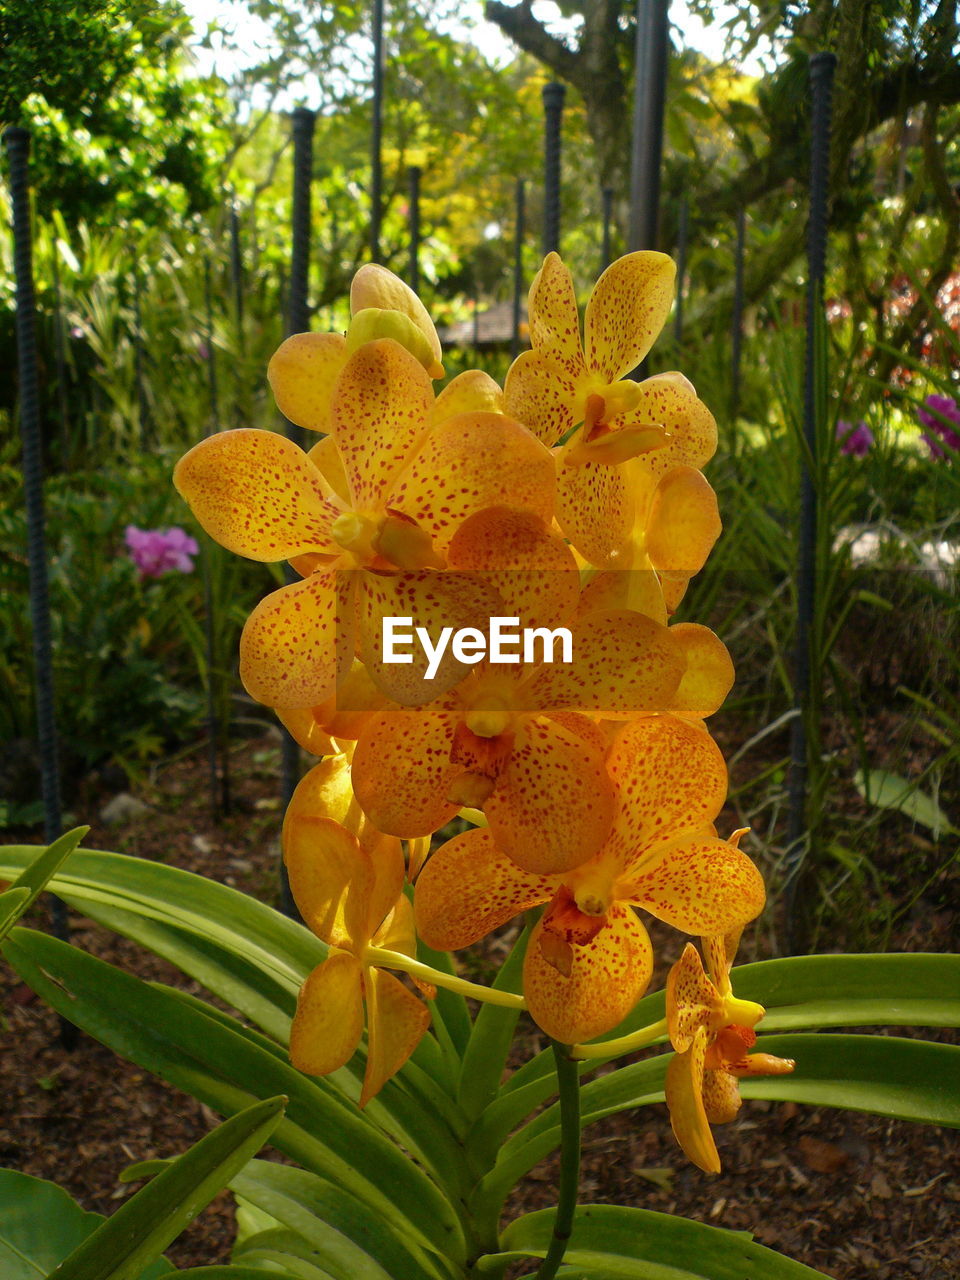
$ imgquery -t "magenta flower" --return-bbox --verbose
[917,394,960,458]
[125,526,199,579]
[836,419,874,457]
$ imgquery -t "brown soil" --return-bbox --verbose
[1,729,958,1278]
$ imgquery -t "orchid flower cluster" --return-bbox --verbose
[174,251,793,1175]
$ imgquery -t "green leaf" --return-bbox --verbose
[0,887,30,940]
[0,1170,170,1280]
[51,1097,285,1280]
[458,925,528,1126]
[5,826,88,914]
[172,1270,285,1279]
[232,1230,336,1278]
[853,768,956,835]
[1,927,467,1266]
[492,1203,830,1278]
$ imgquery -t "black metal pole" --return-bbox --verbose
[601,186,614,270]
[673,196,688,344]
[370,0,384,262]
[5,127,74,1045]
[730,205,746,428]
[511,178,525,361]
[542,82,565,256]
[408,164,421,294]
[628,0,669,253]
[785,51,837,953]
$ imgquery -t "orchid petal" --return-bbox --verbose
[267,332,348,434]
[331,339,434,509]
[666,943,719,1052]
[173,429,341,561]
[289,953,364,1077]
[524,902,653,1043]
[360,966,431,1107]
[485,715,615,875]
[350,264,443,377]
[628,375,718,479]
[351,710,460,837]
[669,624,735,718]
[645,467,721,574]
[283,815,373,947]
[626,833,766,936]
[238,568,354,710]
[432,369,504,424]
[527,252,585,379]
[388,412,556,552]
[503,348,578,447]
[414,826,556,951]
[702,1068,743,1124]
[275,706,340,757]
[664,1026,720,1173]
[555,456,634,565]
[307,435,350,504]
[583,251,676,382]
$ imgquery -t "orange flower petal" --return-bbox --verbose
[628,374,718,479]
[388,412,555,552]
[524,902,653,1043]
[627,834,766,936]
[268,332,348,434]
[606,717,728,865]
[485,715,615,875]
[360,966,431,1107]
[664,1026,720,1173]
[238,568,354,710]
[669,623,735,718]
[283,815,373,947]
[350,265,443,376]
[666,943,720,1052]
[645,467,721,574]
[583,251,676,382]
[351,710,460,837]
[331,339,434,509]
[315,659,390,740]
[578,561,668,627]
[702,1068,743,1124]
[275,706,340,757]
[527,252,585,380]
[522,610,684,718]
[446,507,580,631]
[431,369,504,424]
[503,348,578,447]
[307,434,350,504]
[555,456,634,566]
[173,429,341,561]
[290,952,364,1077]
[414,826,557,951]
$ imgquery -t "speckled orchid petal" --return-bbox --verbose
[312,659,390,740]
[351,710,460,837]
[173,429,341,561]
[527,252,586,378]
[522,610,684,718]
[669,624,735,718]
[628,375,718,479]
[307,435,350,504]
[702,1068,743,1125]
[503,348,578,447]
[485,715,615,875]
[524,902,653,1043]
[583,251,676,382]
[239,568,354,710]
[357,570,500,705]
[606,717,728,866]
[414,826,557,951]
[387,412,555,552]
[447,507,580,631]
[555,457,634,566]
[350,264,443,378]
[331,339,434,510]
[431,369,504,424]
[268,332,348,433]
[664,1026,720,1174]
[275,706,340,757]
[578,558,668,626]
[704,930,741,997]
[360,966,432,1107]
[283,815,373,947]
[666,943,720,1052]
[289,952,364,1078]
[645,467,722,575]
[625,832,766,936]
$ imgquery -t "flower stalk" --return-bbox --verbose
[367,947,527,1009]
[535,1041,582,1280]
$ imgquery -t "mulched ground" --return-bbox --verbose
[1,728,957,1278]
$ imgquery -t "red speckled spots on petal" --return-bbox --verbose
[666,942,720,1052]
[503,348,579,447]
[267,331,348,434]
[523,902,653,1043]
[628,375,718,478]
[627,836,766,936]
[527,252,587,381]
[583,251,675,383]
[664,1026,720,1173]
[414,826,557,951]
[351,709,460,837]
[555,455,634,566]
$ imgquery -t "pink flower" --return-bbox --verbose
[917,394,960,458]
[125,526,199,579]
[836,419,873,457]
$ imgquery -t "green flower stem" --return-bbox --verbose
[534,1041,581,1280]
[367,947,527,1009]
[569,1017,669,1060]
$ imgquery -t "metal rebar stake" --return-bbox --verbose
[542,82,565,256]
[370,0,384,262]
[601,186,614,271]
[673,196,688,345]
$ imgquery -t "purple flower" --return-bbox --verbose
[125,526,199,579]
[836,419,874,457]
[917,394,960,458]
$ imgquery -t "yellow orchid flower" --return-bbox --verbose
[664,936,795,1173]
[415,716,766,1044]
[174,338,555,711]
